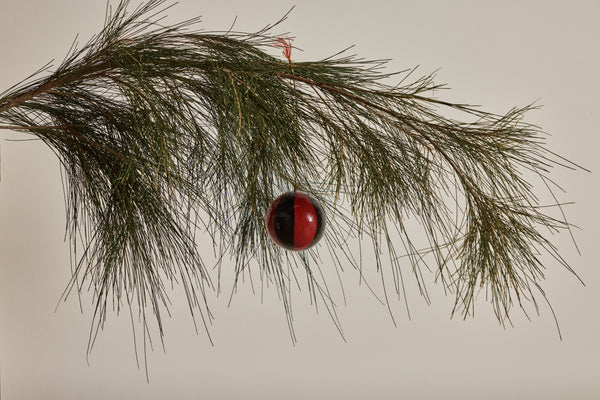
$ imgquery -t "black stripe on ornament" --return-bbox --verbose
[273,192,295,249]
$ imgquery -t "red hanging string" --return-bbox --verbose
[274,37,293,62]
[274,37,299,192]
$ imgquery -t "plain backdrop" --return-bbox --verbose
[1,1,599,399]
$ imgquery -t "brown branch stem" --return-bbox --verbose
[0,63,110,114]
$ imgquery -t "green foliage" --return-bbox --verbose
[0,0,584,354]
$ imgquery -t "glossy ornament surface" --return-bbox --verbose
[265,191,326,251]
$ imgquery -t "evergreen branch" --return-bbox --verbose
[0,0,585,353]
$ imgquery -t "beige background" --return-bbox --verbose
[1,1,599,398]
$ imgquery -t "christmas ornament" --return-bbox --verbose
[266,191,325,251]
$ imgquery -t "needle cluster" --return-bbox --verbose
[0,0,583,352]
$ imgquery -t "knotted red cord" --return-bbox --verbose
[274,37,293,62]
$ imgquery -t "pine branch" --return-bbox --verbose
[0,0,585,351]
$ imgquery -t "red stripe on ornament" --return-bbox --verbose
[293,192,317,250]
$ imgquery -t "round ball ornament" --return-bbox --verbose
[265,191,326,251]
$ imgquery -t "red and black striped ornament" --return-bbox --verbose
[265,191,326,251]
